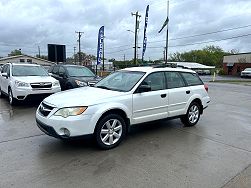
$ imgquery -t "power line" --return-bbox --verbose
[147,24,251,44]
[147,33,251,48]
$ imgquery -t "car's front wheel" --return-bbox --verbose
[181,102,201,127]
[8,88,17,105]
[0,86,3,98]
[95,114,126,150]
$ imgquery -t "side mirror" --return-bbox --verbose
[137,84,151,93]
[1,72,8,78]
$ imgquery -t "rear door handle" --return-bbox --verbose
[186,90,190,94]
[161,94,167,98]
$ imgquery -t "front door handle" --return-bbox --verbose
[161,94,167,98]
[186,90,191,94]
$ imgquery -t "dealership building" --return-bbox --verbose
[223,53,251,75]
[0,55,54,66]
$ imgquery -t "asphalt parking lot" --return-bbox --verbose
[1,83,251,188]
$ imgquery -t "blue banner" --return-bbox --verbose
[142,5,149,62]
[97,26,104,65]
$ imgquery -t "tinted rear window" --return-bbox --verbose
[181,72,203,86]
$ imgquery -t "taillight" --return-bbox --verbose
[204,84,208,92]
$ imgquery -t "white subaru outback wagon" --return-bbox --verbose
[36,67,210,149]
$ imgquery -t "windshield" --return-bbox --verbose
[66,66,95,77]
[12,65,49,76]
[244,68,251,71]
[95,71,145,92]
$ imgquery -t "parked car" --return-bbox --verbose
[241,68,251,78]
[36,67,210,149]
[48,64,101,90]
[0,63,61,105]
[195,69,211,75]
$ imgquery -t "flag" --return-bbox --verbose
[97,26,104,65]
[142,5,149,62]
[158,17,169,33]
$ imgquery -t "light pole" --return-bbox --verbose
[127,29,140,65]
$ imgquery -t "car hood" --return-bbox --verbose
[71,76,101,82]
[43,86,126,108]
[14,76,57,83]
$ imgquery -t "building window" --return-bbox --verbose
[27,59,32,63]
[20,59,25,62]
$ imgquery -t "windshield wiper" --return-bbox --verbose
[96,86,112,90]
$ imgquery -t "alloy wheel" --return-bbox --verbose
[100,119,123,146]
[188,105,199,124]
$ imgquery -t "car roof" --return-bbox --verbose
[122,66,196,74]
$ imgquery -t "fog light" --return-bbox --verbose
[59,128,70,137]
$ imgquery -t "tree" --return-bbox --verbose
[169,45,232,68]
[8,49,22,56]
[36,55,48,60]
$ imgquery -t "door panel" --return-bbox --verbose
[132,72,168,124]
[165,71,191,117]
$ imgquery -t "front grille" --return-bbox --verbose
[39,102,54,117]
[31,82,52,89]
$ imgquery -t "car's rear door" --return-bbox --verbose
[132,72,168,124]
[165,71,191,117]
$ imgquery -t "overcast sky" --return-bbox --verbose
[0,0,251,60]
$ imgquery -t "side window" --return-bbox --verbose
[48,65,54,73]
[52,66,59,75]
[141,72,166,91]
[181,72,203,86]
[1,65,7,73]
[165,72,186,89]
[58,67,66,76]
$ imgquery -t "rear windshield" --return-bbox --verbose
[180,72,203,86]
[12,65,48,76]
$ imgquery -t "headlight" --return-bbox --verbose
[75,80,87,87]
[53,81,60,87]
[54,107,87,118]
[15,81,29,87]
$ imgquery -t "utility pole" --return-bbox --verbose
[38,46,40,58]
[165,1,170,64]
[75,31,84,65]
[73,47,76,64]
[163,47,166,62]
[131,11,141,65]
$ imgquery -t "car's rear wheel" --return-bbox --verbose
[95,114,126,150]
[181,102,200,127]
[8,88,17,105]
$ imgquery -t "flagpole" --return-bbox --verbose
[165,0,169,64]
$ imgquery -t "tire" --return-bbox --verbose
[8,88,17,105]
[181,102,201,127]
[0,86,3,98]
[95,114,126,150]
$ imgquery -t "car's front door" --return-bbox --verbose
[165,71,191,117]
[58,66,67,90]
[132,72,168,124]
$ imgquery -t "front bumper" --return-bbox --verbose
[13,86,61,100]
[36,107,95,138]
